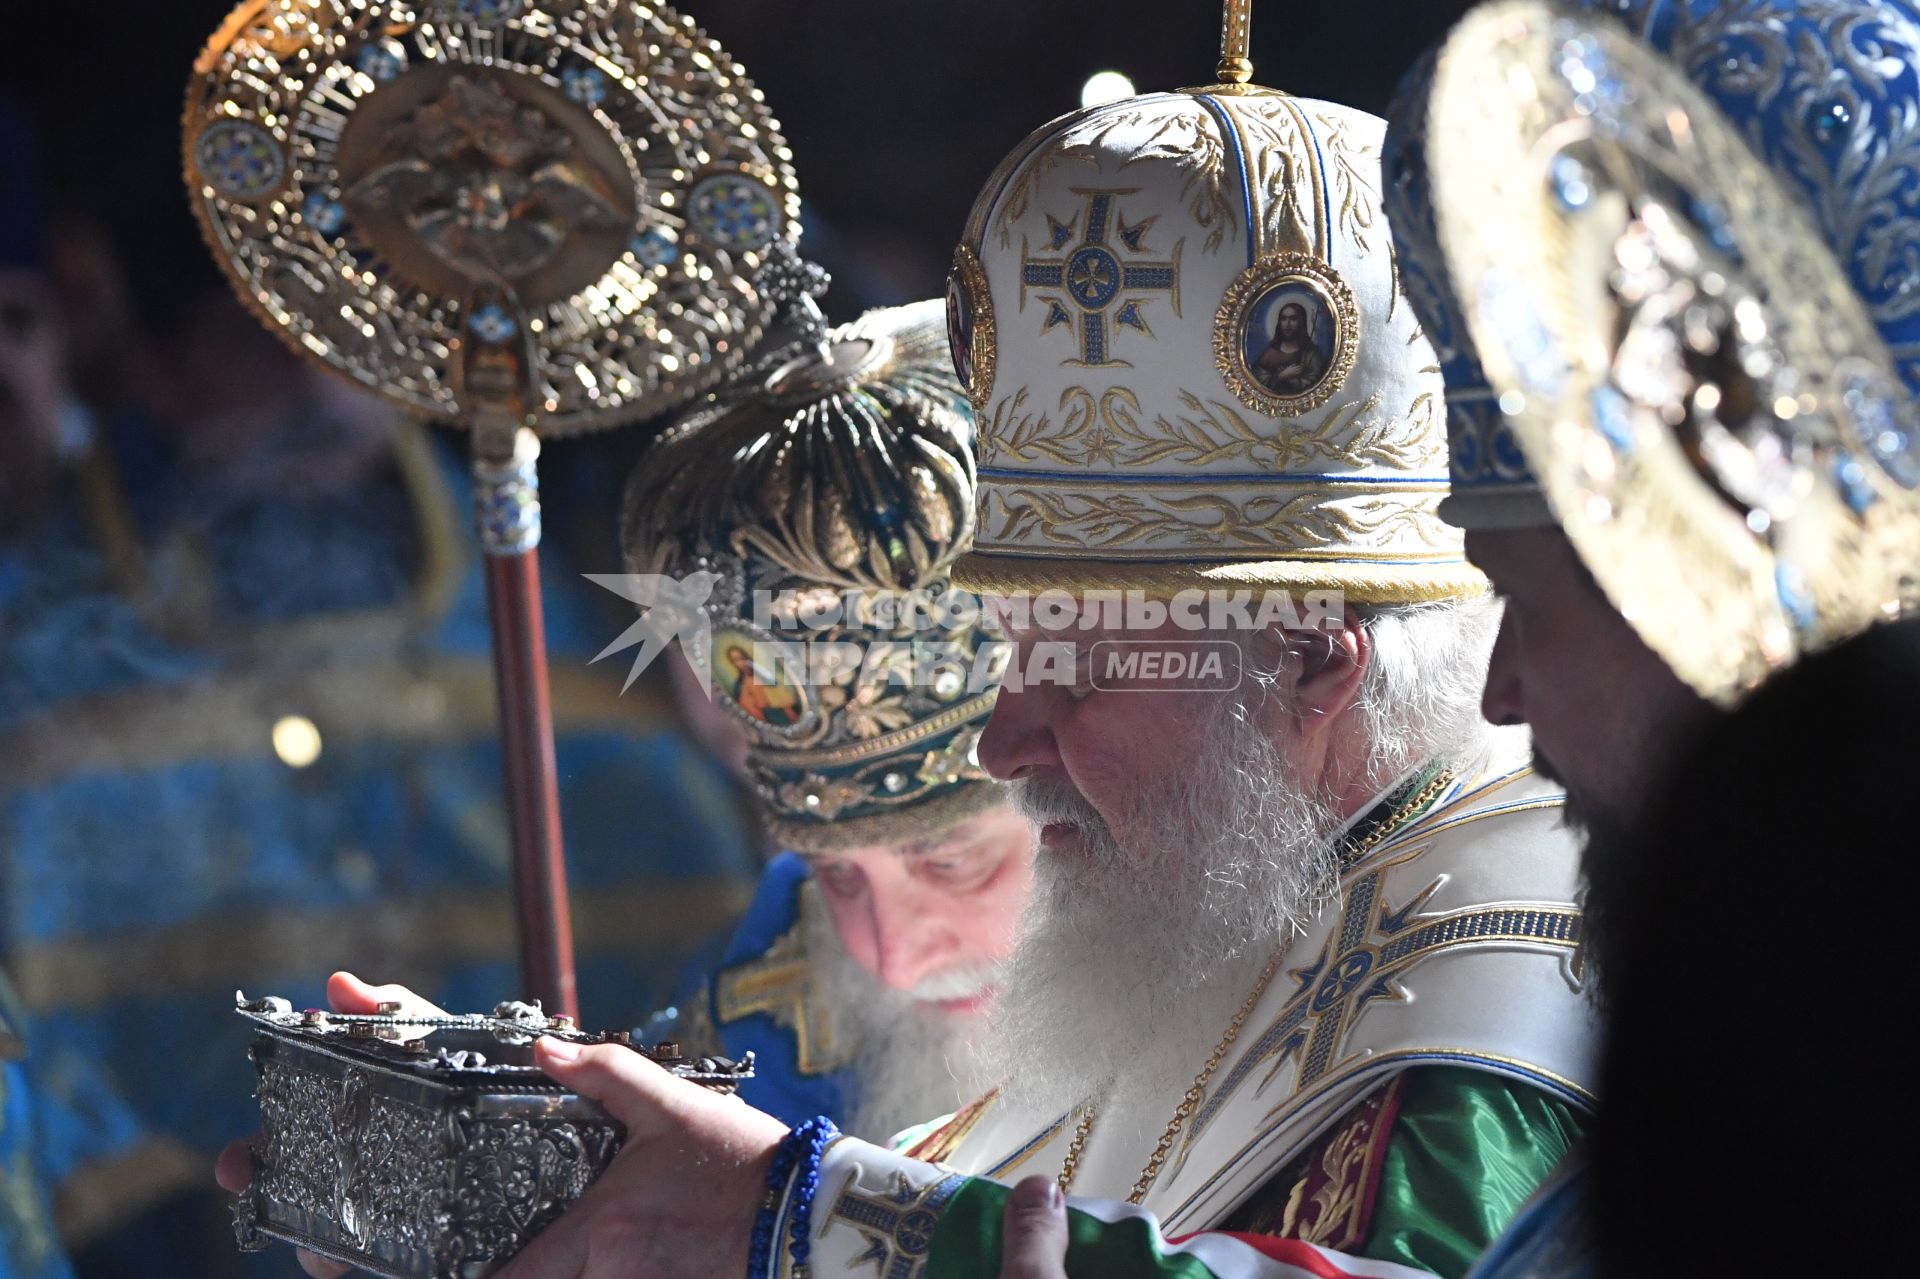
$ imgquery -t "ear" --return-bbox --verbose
[1277,605,1370,727]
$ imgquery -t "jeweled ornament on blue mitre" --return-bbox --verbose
[1578,0,1920,409]
[1383,51,1551,532]
[1425,0,1920,705]
[621,299,1002,854]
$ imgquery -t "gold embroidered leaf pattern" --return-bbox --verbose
[995,103,1237,254]
[915,726,982,786]
[1126,395,1269,467]
[996,148,1100,250]
[991,486,1450,553]
[1083,386,1153,466]
[1314,110,1383,257]
[1243,493,1453,551]
[1120,391,1437,473]
[1005,489,1244,548]
[775,774,871,821]
[992,387,1081,467]
[1234,99,1315,255]
[977,391,1018,468]
[988,385,1155,468]
[843,683,916,738]
[1318,393,1444,472]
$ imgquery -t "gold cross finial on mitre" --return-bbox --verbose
[1218,0,1254,84]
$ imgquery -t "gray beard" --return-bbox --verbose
[801,898,995,1143]
[985,695,1346,1119]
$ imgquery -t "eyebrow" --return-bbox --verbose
[898,830,980,859]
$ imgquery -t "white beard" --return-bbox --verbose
[801,896,998,1143]
[985,694,1345,1121]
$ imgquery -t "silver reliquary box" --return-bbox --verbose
[230,994,751,1278]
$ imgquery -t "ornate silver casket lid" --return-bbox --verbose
[232,992,752,1278]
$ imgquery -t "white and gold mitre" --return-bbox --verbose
[794,752,1597,1256]
[945,9,1484,603]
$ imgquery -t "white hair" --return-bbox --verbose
[1231,594,1500,792]
[801,894,994,1142]
[990,690,1338,1115]
[1350,596,1502,785]
[982,594,1502,1116]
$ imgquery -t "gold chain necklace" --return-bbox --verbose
[1056,768,1455,1202]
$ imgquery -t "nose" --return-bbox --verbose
[978,679,1065,782]
[865,877,953,993]
[1481,609,1527,727]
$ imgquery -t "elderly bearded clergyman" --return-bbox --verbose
[873,69,1597,1271]
[218,56,1603,1279]
[623,300,1035,1146]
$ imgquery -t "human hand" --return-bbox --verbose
[212,972,448,1277]
[320,970,449,1018]
[998,1176,1070,1279]
[493,1036,787,1279]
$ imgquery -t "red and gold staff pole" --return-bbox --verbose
[182,0,801,1020]
[475,451,574,1017]
[465,298,576,1019]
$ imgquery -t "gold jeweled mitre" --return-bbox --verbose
[947,4,1483,603]
[1428,0,1920,704]
[622,300,1003,852]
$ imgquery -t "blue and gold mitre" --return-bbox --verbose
[622,300,1003,852]
[1427,0,1920,703]
[1578,0,1920,401]
[1383,53,1551,531]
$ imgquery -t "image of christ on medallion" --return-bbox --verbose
[1243,280,1338,398]
[947,271,977,391]
[712,630,808,729]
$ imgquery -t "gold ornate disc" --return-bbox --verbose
[1429,0,1920,703]
[184,0,800,435]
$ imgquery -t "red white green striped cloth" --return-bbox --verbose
[785,1135,1439,1279]
[932,1175,1443,1279]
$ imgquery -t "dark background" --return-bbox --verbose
[3,0,1479,328]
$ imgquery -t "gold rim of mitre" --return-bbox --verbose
[181,0,800,436]
[1428,0,1920,705]
[762,779,1005,855]
[950,549,1487,604]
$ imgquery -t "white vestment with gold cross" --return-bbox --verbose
[941,758,1595,1232]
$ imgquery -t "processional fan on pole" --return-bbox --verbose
[182,0,801,1020]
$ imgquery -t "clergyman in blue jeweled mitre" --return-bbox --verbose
[1385,1,1920,1274]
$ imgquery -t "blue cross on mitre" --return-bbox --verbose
[1020,188,1182,367]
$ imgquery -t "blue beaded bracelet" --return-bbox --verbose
[785,1118,839,1275]
[747,1117,839,1279]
